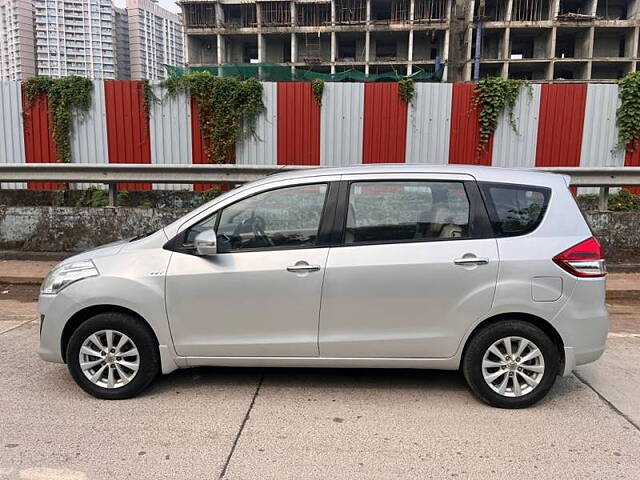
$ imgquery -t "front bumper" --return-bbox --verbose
[37,291,84,364]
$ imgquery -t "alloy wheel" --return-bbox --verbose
[78,329,140,389]
[481,336,545,397]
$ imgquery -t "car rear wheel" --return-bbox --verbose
[462,320,559,408]
[66,312,160,400]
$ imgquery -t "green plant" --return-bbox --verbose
[616,72,640,151]
[608,189,640,211]
[163,72,264,163]
[140,79,157,117]
[398,78,415,103]
[473,77,530,152]
[76,186,108,207]
[116,190,130,206]
[24,76,93,163]
[312,79,325,106]
[140,199,154,209]
[199,187,221,203]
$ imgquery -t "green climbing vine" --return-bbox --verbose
[312,79,325,106]
[140,78,157,117]
[23,76,93,163]
[164,72,264,163]
[616,72,640,151]
[398,78,415,103]
[473,77,530,152]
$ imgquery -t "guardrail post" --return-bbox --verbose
[108,183,117,207]
[598,186,609,211]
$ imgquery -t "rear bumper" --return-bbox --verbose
[562,344,606,376]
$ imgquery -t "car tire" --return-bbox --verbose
[462,320,559,409]
[66,312,160,400]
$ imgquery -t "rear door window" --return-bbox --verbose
[480,183,551,237]
[344,181,471,245]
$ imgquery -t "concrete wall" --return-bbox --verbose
[1,206,639,264]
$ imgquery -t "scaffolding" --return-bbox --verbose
[301,33,323,63]
[512,0,551,21]
[183,3,216,28]
[261,1,292,26]
[297,2,332,26]
[391,0,410,23]
[414,0,448,22]
[335,0,367,24]
[221,4,257,28]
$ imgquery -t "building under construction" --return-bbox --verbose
[180,0,640,81]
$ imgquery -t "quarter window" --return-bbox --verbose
[481,183,550,237]
[345,181,471,245]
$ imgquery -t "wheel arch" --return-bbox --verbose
[61,304,159,363]
[461,312,566,372]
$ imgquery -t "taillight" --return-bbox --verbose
[553,237,606,278]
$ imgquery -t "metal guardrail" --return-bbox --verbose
[1,164,639,208]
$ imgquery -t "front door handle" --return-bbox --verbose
[287,262,321,273]
[454,257,489,266]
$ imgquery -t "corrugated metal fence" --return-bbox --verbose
[1,79,638,190]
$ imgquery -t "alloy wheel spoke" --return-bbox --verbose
[89,334,104,351]
[482,360,503,369]
[90,364,107,383]
[484,369,507,383]
[107,366,115,388]
[121,348,139,358]
[114,363,131,385]
[503,337,513,357]
[515,338,528,358]
[512,375,522,396]
[521,364,544,373]
[80,346,102,358]
[488,345,506,361]
[115,334,129,353]
[80,358,104,370]
[517,370,540,387]
[116,360,139,372]
[497,374,510,395]
[520,348,542,363]
[106,330,114,350]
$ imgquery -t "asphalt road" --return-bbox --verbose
[1,286,639,480]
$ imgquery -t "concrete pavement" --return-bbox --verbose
[1,288,639,479]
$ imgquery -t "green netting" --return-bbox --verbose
[165,63,444,82]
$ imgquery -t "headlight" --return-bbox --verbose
[41,260,99,295]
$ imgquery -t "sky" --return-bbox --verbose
[113,0,180,13]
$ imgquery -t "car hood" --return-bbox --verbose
[57,239,131,266]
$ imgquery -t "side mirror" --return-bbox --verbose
[194,229,217,256]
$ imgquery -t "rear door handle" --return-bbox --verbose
[287,262,321,273]
[454,257,489,266]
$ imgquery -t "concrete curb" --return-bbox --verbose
[0,276,43,285]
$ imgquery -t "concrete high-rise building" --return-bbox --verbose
[114,5,131,78]
[0,0,36,81]
[33,0,117,78]
[181,0,640,81]
[126,0,184,80]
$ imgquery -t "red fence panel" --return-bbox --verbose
[535,83,587,167]
[362,83,407,163]
[190,98,234,192]
[448,83,492,165]
[277,82,320,165]
[104,80,151,191]
[22,91,61,190]
[624,149,640,193]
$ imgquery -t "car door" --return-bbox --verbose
[166,179,338,357]
[319,174,499,358]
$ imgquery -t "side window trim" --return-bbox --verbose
[165,181,339,254]
[332,178,493,247]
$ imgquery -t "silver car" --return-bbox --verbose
[38,165,608,408]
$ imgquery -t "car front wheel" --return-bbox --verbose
[66,312,160,400]
[462,320,560,408]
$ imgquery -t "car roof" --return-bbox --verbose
[258,164,568,188]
